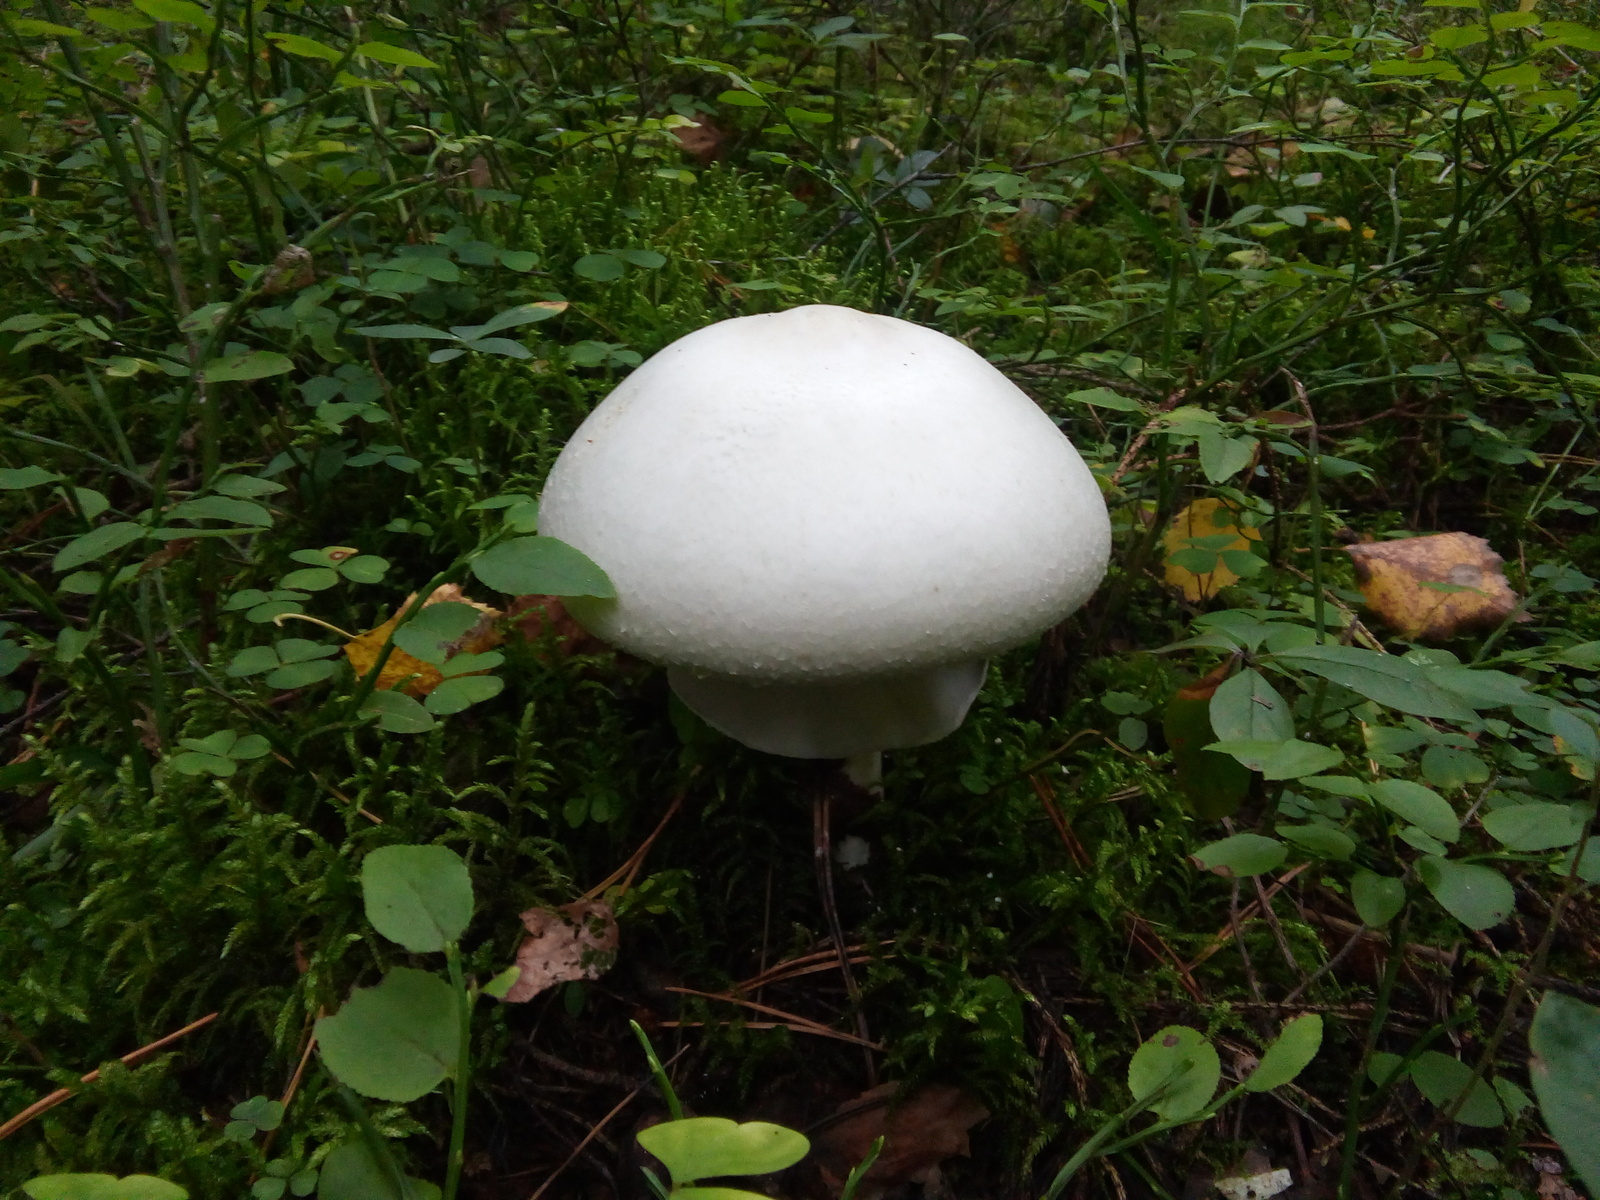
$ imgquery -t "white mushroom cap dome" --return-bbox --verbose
[539,304,1111,757]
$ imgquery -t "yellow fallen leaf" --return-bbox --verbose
[344,584,502,695]
[1346,532,1522,642]
[1163,497,1264,603]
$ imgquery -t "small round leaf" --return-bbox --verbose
[362,844,474,952]
[1127,1026,1221,1120]
[1244,1014,1323,1092]
[315,968,460,1101]
[636,1117,809,1186]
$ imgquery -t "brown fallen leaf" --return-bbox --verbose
[502,899,619,1003]
[672,119,725,166]
[343,584,501,696]
[813,1083,989,1199]
[506,594,610,658]
[1163,498,1264,603]
[1346,532,1523,642]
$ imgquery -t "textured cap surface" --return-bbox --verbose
[540,304,1110,682]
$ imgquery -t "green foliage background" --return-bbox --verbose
[0,0,1598,1195]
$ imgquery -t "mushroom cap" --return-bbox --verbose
[540,304,1111,683]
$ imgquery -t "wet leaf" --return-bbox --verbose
[1417,856,1514,929]
[315,968,459,1101]
[1191,833,1286,877]
[361,845,473,953]
[1347,533,1522,642]
[1163,499,1264,602]
[1409,1050,1504,1127]
[1164,664,1252,819]
[1128,1026,1220,1120]
[1244,1014,1323,1091]
[812,1083,988,1196]
[1529,993,1600,1195]
[501,900,618,1003]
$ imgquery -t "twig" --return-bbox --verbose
[1186,863,1314,970]
[656,1019,882,1049]
[662,985,876,1045]
[526,1048,687,1200]
[582,786,688,901]
[1108,390,1188,487]
[0,1012,218,1139]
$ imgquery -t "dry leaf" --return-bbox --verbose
[1346,532,1523,642]
[503,899,619,1003]
[1164,498,1264,603]
[672,119,725,166]
[343,584,501,695]
[261,244,314,294]
[506,594,609,658]
[813,1083,989,1199]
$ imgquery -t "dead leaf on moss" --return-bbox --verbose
[343,584,501,695]
[813,1083,989,1199]
[506,594,609,658]
[502,899,619,1003]
[1163,498,1264,603]
[1346,533,1523,642]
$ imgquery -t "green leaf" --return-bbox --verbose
[392,602,482,666]
[263,660,336,689]
[338,556,390,584]
[132,0,213,29]
[1278,823,1355,860]
[280,568,340,592]
[1196,431,1257,483]
[1529,993,1600,1196]
[355,42,440,69]
[362,844,474,953]
[1209,668,1294,743]
[1370,779,1460,842]
[360,690,436,735]
[1066,386,1143,411]
[1351,870,1406,926]
[716,89,769,107]
[1244,1014,1323,1092]
[0,466,64,489]
[1539,20,1600,50]
[455,303,566,341]
[1483,62,1541,88]
[10,18,82,37]
[635,1117,809,1185]
[315,968,459,1101]
[1429,25,1488,49]
[471,536,615,598]
[424,674,504,715]
[1269,645,1478,721]
[277,639,336,664]
[1417,856,1515,929]
[1127,1026,1221,1120]
[1191,833,1287,878]
[573,253,625,281]
[169,497,274,526]
[227,646,280,677]
[202,351,294,383]
[1207,739,1343,780]
[1409,1050,1504,1126]
[266,32,345,62]
[1480,802,1584,851]
[316,1141,439,1200]
[353,323,457,340]
[53,523,145,572]
[1419,745,1489,789]
[24,1177,188,1200]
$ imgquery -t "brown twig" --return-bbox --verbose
[526,1047,688,1200]
[582,785,688,901]
[1108,390,1188,487]
[1186,863,1314,970]
[0,1012,218,1139]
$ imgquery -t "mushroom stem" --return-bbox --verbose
[842,751,883,793]
[665,660,988,760]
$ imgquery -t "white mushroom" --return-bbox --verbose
[538,304,1110,765]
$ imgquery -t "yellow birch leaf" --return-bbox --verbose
[1163,497,1264,602]
[1346,532,1522,642]
[344,584,502,695]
